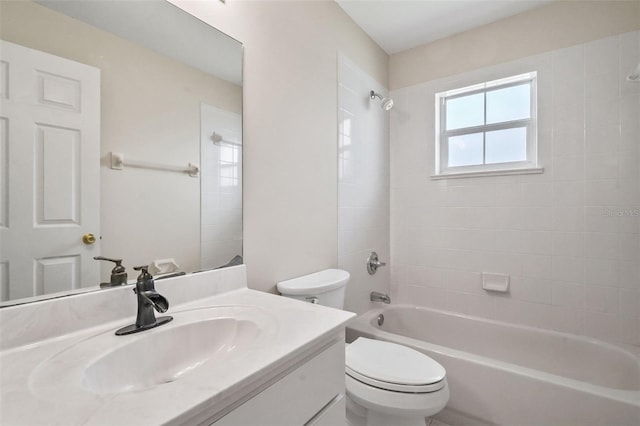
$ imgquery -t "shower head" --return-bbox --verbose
[381,97,394,111]
[370,90,394,111]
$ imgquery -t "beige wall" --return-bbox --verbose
[1,1,242,282]
[391,0,640,90]
[172,0,389,292]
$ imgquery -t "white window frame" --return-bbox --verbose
[433,72,542,179]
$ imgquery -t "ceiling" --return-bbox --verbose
[335,0,554,54]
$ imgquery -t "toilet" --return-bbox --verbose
[276,269,449,426]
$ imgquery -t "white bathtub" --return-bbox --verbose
[346,304,640,426]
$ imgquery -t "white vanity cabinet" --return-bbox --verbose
[213,338,346,426]
[0,268,355,426]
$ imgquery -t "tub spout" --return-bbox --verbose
[370,291,391,304]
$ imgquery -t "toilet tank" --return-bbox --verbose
[276,269,350,309]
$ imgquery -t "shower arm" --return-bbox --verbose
[369,90,394,111]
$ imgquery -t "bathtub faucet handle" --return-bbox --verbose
[367,251,387,275]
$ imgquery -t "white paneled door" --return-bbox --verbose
[0,41,100,302]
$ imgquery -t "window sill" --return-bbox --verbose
[431,167,544,180]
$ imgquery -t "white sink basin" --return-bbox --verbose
[84,317,260,394]
[29,306,276,399]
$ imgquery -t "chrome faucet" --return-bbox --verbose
[115,265,173,336]
[370,291,391,304]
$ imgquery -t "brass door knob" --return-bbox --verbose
[82,233,96,245]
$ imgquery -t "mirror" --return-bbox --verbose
[0,0,243,305]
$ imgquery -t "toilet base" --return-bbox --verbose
[347,396,428,426]
[345,380,449,426]
[366,411,428,426]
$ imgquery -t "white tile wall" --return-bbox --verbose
[390,31,640,346]
[338,54,390,315]
[200,105,243,270]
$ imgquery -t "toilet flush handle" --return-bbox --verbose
[305,296,319,304]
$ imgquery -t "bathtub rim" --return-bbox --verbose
[347,304,640,408]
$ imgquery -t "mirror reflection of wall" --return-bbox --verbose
[0,0,242,304]
[200,104,242,271]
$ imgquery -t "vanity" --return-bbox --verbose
[0,265,354,425]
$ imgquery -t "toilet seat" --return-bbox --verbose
[346,367,445,393]
[346,338,446,393]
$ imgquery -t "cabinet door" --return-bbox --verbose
[214,341,345,426]
[306,394,346,426]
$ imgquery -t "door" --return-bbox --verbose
[0,40,100,302]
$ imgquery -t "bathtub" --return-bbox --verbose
[346,304,640,426]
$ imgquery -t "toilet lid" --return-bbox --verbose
[276,269,349,295]
[345,338,446,392]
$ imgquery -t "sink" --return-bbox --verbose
[29,306,276,399]
[84,317,260,394]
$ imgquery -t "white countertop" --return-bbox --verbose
[0,271,354,425]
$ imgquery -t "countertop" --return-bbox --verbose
[0,285,354,425]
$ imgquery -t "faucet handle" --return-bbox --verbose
[133,265,155,289]
[94,256,127,287]
[366,251,387,275]
[94,256,123,266]
[133,265,151,280]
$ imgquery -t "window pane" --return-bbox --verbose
[485,127,527,164]
[486,83,530,124]
[448,133,484,167]
[446,93,484,130]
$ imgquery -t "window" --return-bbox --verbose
[434,72,540,178]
